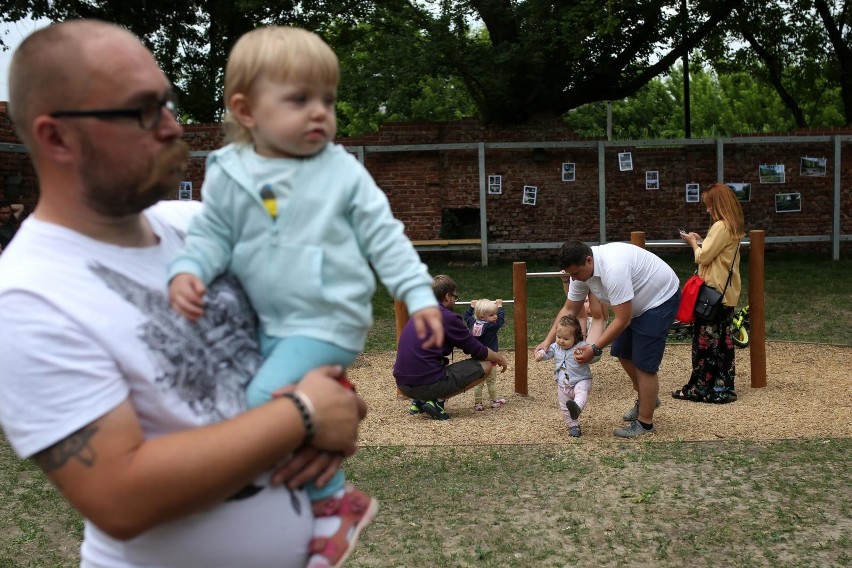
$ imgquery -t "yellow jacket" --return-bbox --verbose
[694,220,741,307]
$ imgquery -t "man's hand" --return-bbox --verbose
[293,366,366,456]
[534,340,550,353]
[271,446,343,489]
[169,273,207,321]
[411,306,443,349]
[269,365,366,487]
[489,350,509,373]
[573,344,594,365]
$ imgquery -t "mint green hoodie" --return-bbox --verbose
[169,143,436,352]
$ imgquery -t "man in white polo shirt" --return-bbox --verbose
[537,241,680,437]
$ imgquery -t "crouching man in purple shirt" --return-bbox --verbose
[393,274,508,420]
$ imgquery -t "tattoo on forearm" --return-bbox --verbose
[33,425,99,473]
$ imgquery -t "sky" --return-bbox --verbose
[0,18,52,102]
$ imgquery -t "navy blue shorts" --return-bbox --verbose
[610,291,680,373]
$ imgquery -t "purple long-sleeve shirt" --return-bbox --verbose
[393,304,489,388]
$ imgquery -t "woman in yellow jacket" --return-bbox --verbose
[674,183,745,403]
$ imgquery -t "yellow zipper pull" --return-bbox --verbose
[260,184,277,220]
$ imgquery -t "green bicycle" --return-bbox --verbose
[668,305,750,348]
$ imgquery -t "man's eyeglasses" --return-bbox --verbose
[449,293,459,300]
[49,91,179,130]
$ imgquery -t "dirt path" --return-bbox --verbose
[349,343,852,445]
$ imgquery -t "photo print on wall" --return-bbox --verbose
[562,162,575,182]
[775,192,802,213]
[178,181,193,200]
[726,182,751,202]
[488,174,502,195]
[685,183,700,203]
[759,164,785,184]
[800,157,827,177]
[618,152,633,171]
[522,185,538,206]
[645,170,659,190]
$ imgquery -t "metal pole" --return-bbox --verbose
[513,262,528,396]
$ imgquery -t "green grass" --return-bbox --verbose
[1,251,850,567]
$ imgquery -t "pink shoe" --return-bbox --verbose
[307,484,379,568]
[490,398,506,409]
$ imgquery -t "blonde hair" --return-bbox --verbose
[474,299,497,320]
[706,183,746,239]
[223,26,340,144]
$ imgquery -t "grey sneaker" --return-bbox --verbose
[569,426,582,438]
[566,400,581,420]
[622,397,662,421]
[614,420,656,438]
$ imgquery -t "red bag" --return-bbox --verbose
[676,274,704,324]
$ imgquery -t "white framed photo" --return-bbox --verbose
[645,170,659,190]
[561,162,575,182]
[759,164,785,184]
[178,181,193,200]
[685,183,700,203]
[488,174,502,195]
[800,157,827,177]
[618,152,633,171]
[775,192,801,213]
[522,185,538,206]
[727,182,751,203]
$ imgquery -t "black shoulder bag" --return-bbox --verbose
[694,243,740,323]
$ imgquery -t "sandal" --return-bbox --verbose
[490,398,506,409]
[671,388,702,402]
[474,402,485,411]
[308,485,379,568]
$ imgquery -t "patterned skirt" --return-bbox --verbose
[676,307,738,403]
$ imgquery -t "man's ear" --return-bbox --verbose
[229,94,256,130]
[32,116,76,164]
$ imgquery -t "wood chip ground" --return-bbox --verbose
[349,343,851,445]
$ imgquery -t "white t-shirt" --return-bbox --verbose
[0,201,312,568]
[568,242,679,317]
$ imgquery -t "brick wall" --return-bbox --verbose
[1,109,849,256]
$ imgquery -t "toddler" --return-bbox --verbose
[463,298,506,410]
[168,26,443,568]
[535,315,592,437]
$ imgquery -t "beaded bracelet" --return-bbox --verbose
[281,392,316,446]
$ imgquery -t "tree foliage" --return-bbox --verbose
[1,0,744,126]
[707,0,852,126]
[565,62,817,139]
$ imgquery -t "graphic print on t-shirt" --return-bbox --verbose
[92,264,261,422]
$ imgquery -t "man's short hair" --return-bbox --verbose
[557,241,592,270]
[432,274,457,302]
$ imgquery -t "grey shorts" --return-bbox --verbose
[397,359,486,400]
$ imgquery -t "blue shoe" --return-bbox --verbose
[408,399,424,415]
[569,426,582,438]
[421,400,450,420]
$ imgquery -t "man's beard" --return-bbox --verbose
[80,137,190,217]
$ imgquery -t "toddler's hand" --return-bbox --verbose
[534,349,545,361]
[496,298,503,307]
[169,273,207,321]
